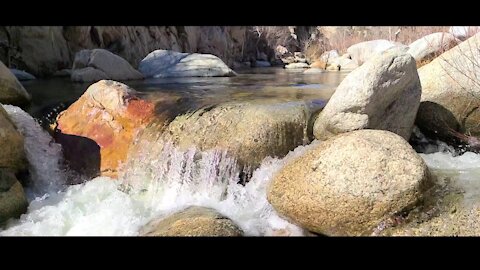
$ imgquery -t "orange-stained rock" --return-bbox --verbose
[54,80,155,178]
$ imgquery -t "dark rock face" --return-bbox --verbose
[0,26,249,77]
[0,26,323,77]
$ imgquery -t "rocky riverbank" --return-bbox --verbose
[2,27,480,236]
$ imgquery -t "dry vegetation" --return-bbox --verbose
[440,35,480,103]
[326,27,449,53]
[303,26,451,62]
[249,26,478,68]
[422,32,480,151]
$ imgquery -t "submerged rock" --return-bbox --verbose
[54,80,156,178]
[267,130,431,236]
[314,47,421,141]
[71,49,144,82]
[0,61,31,106]
[138,49,236,78]
[415,33,480,145]
[139,206,243,236]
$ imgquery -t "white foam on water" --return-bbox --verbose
[411,126,457,154]
[127,141,318,236]
[1,140,317,236]
[421,151,480,170]
[420,150,480,204]
[0,177,146,236]
[2,105,66,200]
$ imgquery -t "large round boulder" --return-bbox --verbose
[138,49,236,78]
[267,130,431,236]
[71,49,144,83]
[314,47,421,141]
[54,80,155,178]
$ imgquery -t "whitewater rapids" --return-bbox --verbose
[0,105,312,236]
[1,105,479,236]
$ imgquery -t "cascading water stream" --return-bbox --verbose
[0,69,362,236]
[120,140,317,236]
[0,109,312,235]
[3,105,67,200]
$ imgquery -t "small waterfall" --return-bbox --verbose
[120,141,243,209]
[120,139,311,236]
[3,105,67,200]
[1,138,316,236]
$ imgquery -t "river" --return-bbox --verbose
[1,68,479,236]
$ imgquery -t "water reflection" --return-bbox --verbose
[20,67,349,122]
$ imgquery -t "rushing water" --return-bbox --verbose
[2,68,343,236]
[0,139,315,236]
[2,68,479,236]
[3,105,67,200]
[420,151,480,205]
[3,122,479,236]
